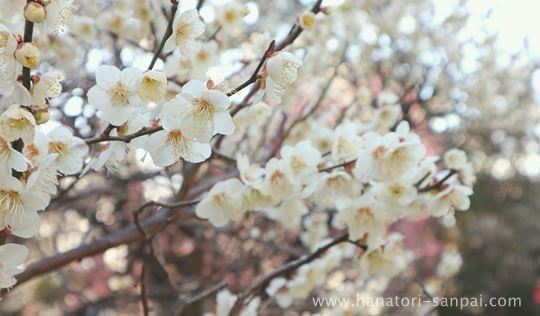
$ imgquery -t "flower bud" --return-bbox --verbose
[34,108,49,125]
[299,11,316,30]
[137,70,167,102]
[24,2,46,23]
[15,43,40,68]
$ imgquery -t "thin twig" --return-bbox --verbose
[228,232,349,315]
[148,2,178,70]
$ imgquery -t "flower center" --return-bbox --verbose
[48,141,67,155]
[110,82,130,105]
[176,24,192,40]
[390,185,403,196]
[196,50,209,63]
[167,130,188,156]
[0,31,9,49]
[24,143,40,160]
[355,207,375,225]
[224,10,239,24]
[289,157,306,174]
[373,146,387,161]
[0,189,24,220]
[270,170,285,186]
[193,98,213,118]
[0,138,10,161]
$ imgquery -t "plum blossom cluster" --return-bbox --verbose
[196,90,474,310]
[0,0,482,313]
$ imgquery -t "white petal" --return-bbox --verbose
[87,86,110,109]
[96,65,121,89]
[181,80,205,98]
[10,210,40,238]
[9,148,28,172]
[0,244,28,267]
[183,141,211,163]
[213,111,235,135]
[100,105,134,126]
[121,67,143,91]
[204,90,230,110]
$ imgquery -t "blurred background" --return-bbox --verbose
[1,0,539,314]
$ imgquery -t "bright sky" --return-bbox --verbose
[436,0,540,55]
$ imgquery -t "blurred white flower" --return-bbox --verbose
[46,126,88,175]
[164,9,205,55]
[0,104,36,143]
[196,178,247,227]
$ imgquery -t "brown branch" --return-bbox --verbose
[11,200,199,290]
[175,281,227,313]
[418,170,457,193]
[274,0,323,51]
[11,19,34,178]
[148,1,178,70]
[140,264,150,316]
[318,159,357,173]
[228,232,349,315]
[226,40,275,97]
[85,126,163,145]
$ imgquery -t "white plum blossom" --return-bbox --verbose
[0,174,47,238]
[265,52,303,102]
[145,95,211,166]
[280,140,321,184]
[216,2,249,30]
[196,178,247,227]
[35,0,75,34]
[357,233,413,278]
[0,135,28,173]
[258,158,299,201]
[0,104,36,143]
[444,148,468,170]
[331,121,363,163]
[30,72,64,108]
[178,80,235,142]
[137,70,167,103]
[334,193,388,244]
[0,23,18,95]
[371,178,417,216]
[263,199,308,229]
[437,248,463,279]
[26,154,59,205]
[354,126,426,182]
[0,243,28,289]
[164,9,205,55]
[304,171,361,208]
[428,179,473,217]
[46,126,88,175]
[237,154,265,187]
[233,101,272,131]
[69,15,97,43]
[87,65,143,126]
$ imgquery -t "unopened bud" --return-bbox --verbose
[137,70,167,102]
[299,11,316,30]
[15,43,40,68]
[24,2,47,23]
[34,108,49,124]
